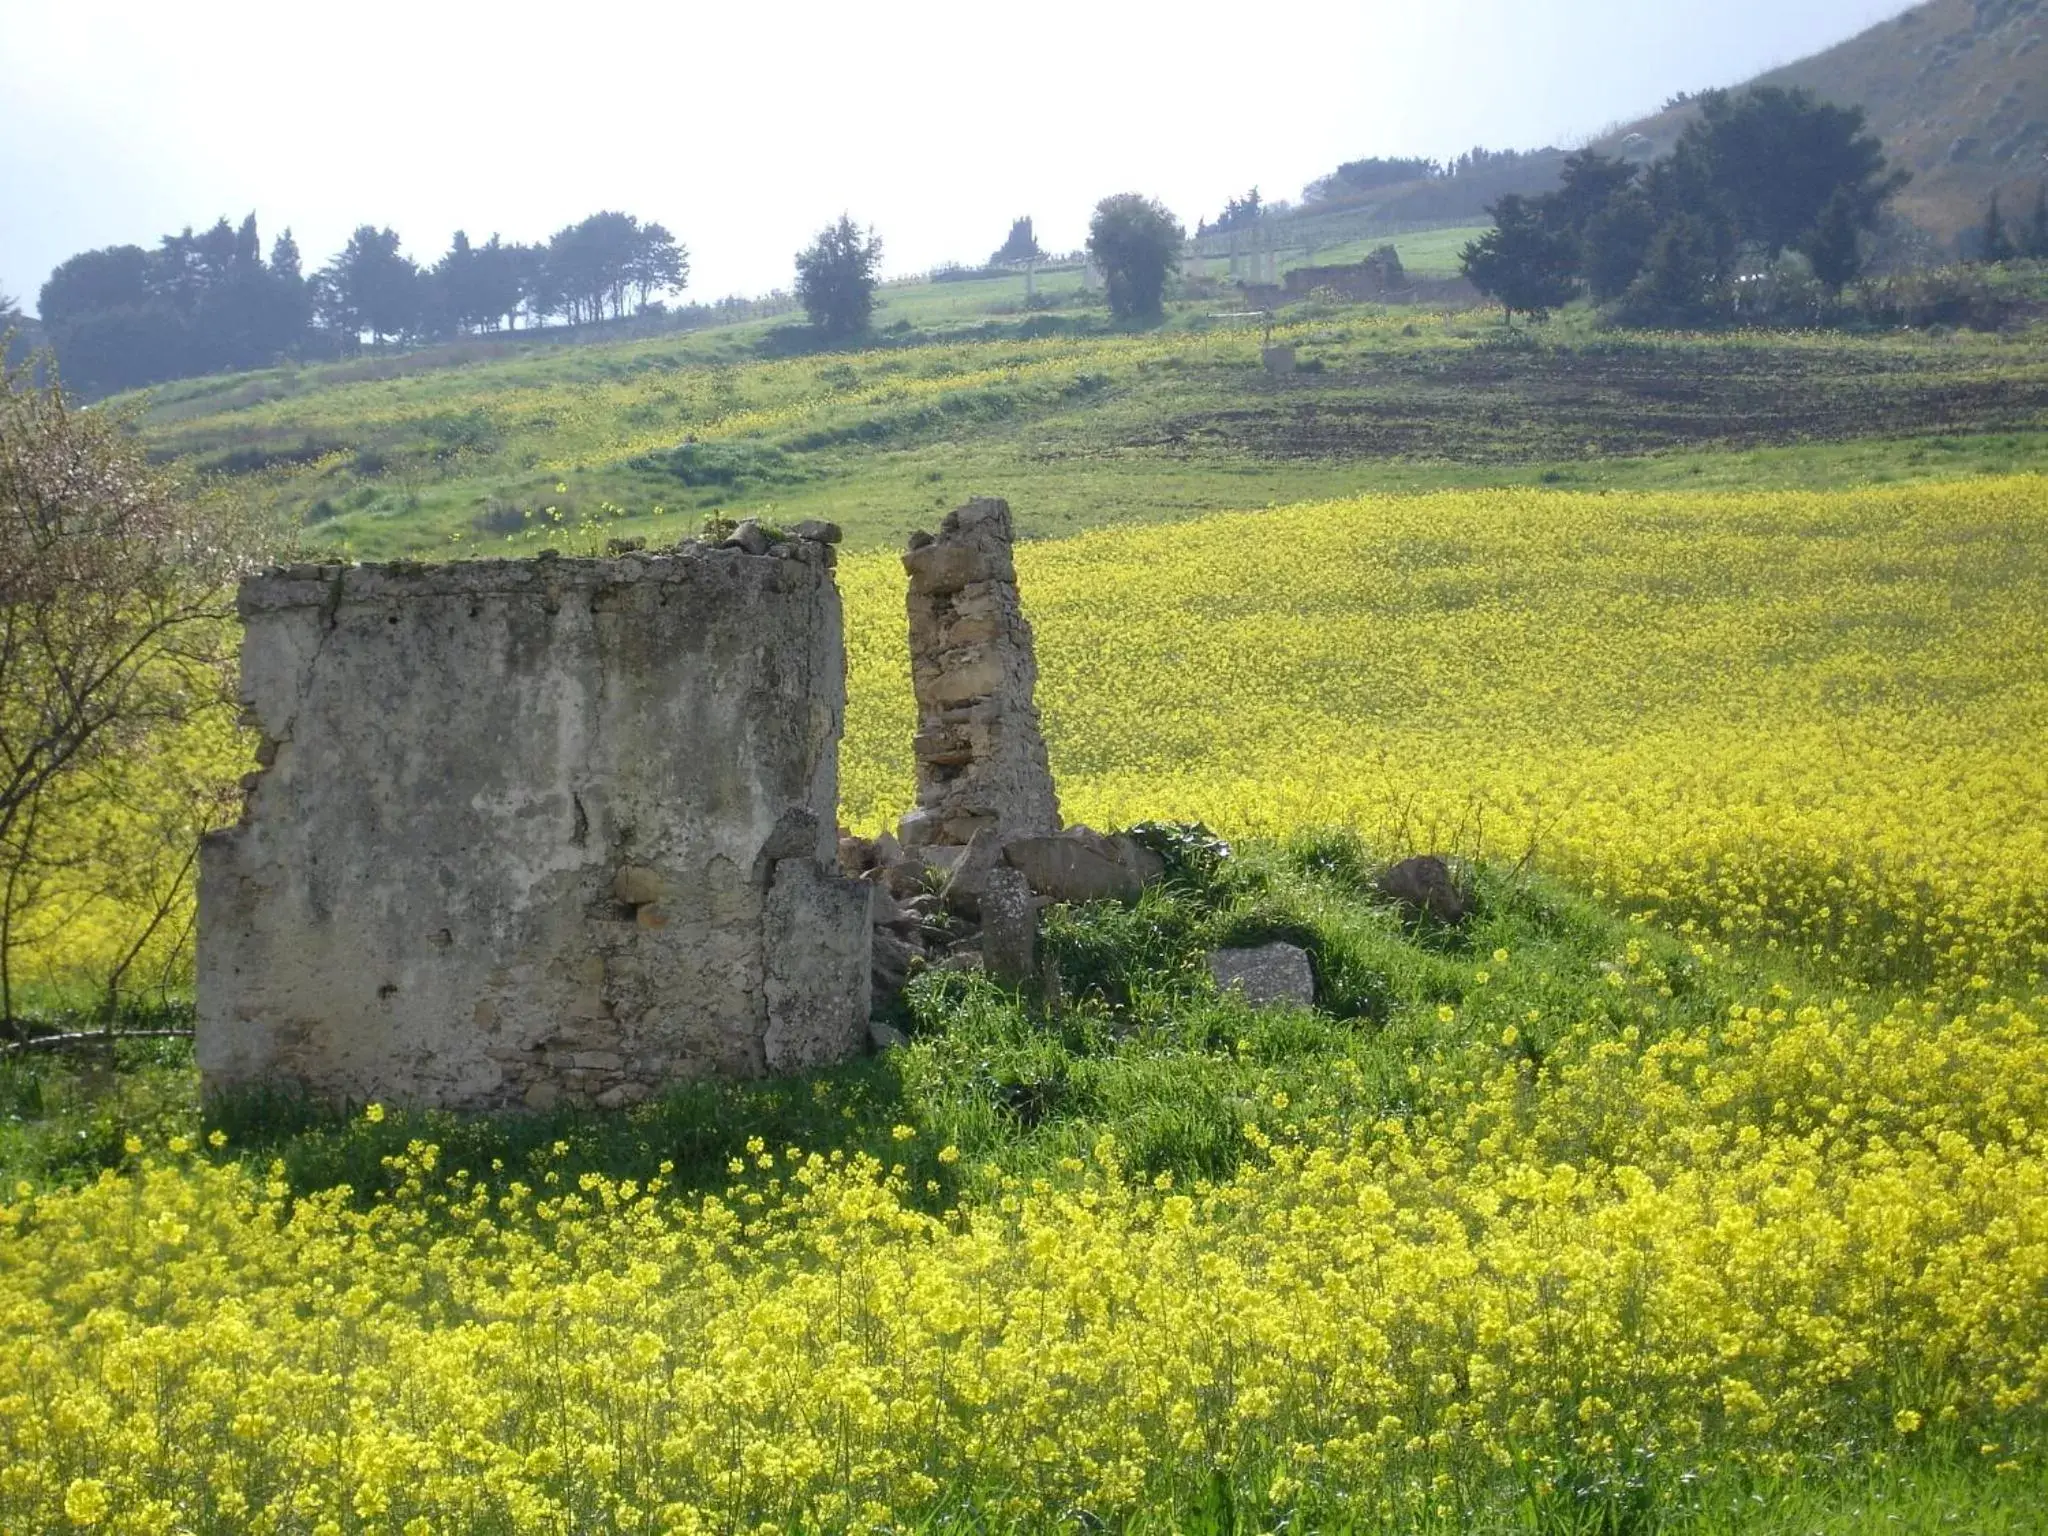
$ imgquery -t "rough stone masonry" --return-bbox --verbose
[898,498,1060,853]
[197,533,872,1111]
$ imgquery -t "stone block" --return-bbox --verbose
[981,865,1038,982]
[1003,828,1163,905]
[1376,855,1471,925]
[1207,943,1316,1008]
[904,542,993,595]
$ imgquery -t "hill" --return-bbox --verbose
[1284,0,2046,254]
[1605,0,2046,248]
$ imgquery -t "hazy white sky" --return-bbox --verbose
[2,0,1913,313]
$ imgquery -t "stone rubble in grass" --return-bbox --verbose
[1376,854,1472,925]
[1206,943,1317,1009]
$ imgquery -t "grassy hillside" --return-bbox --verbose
[1274,0,2044,253]
[138,310,2048,561]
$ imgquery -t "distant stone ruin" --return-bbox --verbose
[197,529,872,1111]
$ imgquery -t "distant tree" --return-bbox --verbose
[1674,87,1906,258]
[261,229,313,357]
[308,270,355,352]
[550,212,632,322]
[38,247,184,395]
[1979,191,2017,263]
[1615,213,1728,326]
[320,226,420,345]
[233,214,262,273]
[2028,183,2048,259]
[1303,157,1440,203]
[432,231,481,334]
[795,215,884,339]
[1581,187,1661,301]
[463,236,529,331]
[1459,194,1579,323]
[1544,151,1638,248]
[1087,193,1183,324]
[39,247,153,326]
[1804,188,1865,293]
[269,229,303,284]
[627,222,689,311]
[1212,187,1263,233]
[0,290,20,370]
[990,217,1044,266]
[505,242,551,328]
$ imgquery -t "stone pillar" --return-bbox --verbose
[898,498,1060,852]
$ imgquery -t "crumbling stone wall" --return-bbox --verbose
[198,536,871,1111]
[898,498,1060,851]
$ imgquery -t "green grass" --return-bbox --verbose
[131,299,2048,562]
[0,833,1849,1206]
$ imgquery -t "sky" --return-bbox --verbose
[1,0,1916,315]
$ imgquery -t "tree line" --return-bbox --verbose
[1976,185,2048,264]
[31,212,688,397]
[1458,88,1909,326]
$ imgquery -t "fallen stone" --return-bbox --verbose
[872,929,921,994]
[790,519,843,544]
[869,1018,908,1051]
[837,834,875,878]
[1376,855,1471,925]
[1003,827,1165,905]
[868,884,916,929]
[879,854,930,901]
[981,865,1038,982]
[724,520,771,556]
[1207,943,1316,1008]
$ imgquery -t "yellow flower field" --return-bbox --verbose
[845,475,2048,990]
[7,474,2048,1531]
[4,989,2044,1532]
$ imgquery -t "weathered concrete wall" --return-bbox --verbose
[898,498,1060,850]
[198,538,871,1111]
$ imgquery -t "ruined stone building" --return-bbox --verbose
[197,532,872,1111]
[200,497,1185,1114]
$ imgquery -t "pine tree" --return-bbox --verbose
[234,214,263,272]
[1460,195,1580,324]
[1804,188,1864,293]
[1981,192,2016,263]
[270,230,303,283]
[2027,183,2048,260]
[795,216,884,339]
